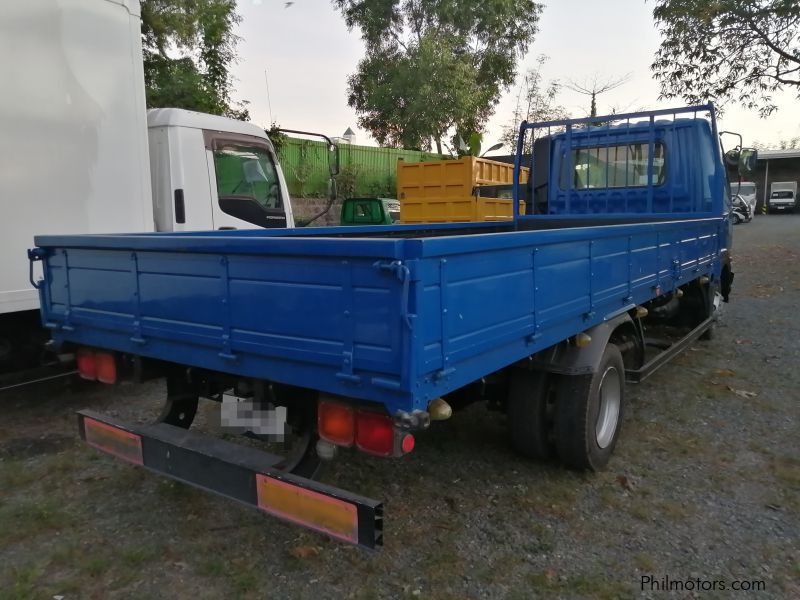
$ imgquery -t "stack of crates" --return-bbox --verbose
[397,156,528,223]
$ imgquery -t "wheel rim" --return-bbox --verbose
[595,366,621,449]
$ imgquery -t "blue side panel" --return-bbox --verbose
[37,217,723,416]
[407,218,723,406]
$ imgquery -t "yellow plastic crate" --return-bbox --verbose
[397,156,528,223]
[397,156,528,200]
[400,196,525,224]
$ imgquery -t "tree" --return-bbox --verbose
[753,135,800,149]
[501,55,568,155]
[564,73,631,117]
[141,0,248,119]
[652,0,800,117]
[333,0,542,151]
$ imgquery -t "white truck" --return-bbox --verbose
[768,181,798,213]
[0,0,314,376]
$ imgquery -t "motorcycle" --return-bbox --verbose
[731,194,752,224]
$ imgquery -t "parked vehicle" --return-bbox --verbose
[731,195,752,224]
[0,0,336,382]
[31,104,756,549]
[731,181,757,216]
[340,198,400,225]
[768,181,797,213]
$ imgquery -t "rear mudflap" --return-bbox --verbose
[77,409,383,549]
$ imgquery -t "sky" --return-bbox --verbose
[231,0,800,152]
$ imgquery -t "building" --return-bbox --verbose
[729,148,800,212]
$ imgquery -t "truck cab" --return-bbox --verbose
[732,181,757,216]
[147,109,294,231]
[768,181,797,213]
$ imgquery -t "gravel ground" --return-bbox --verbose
[1,215,798,599]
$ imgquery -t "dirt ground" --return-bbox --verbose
[1,215,798,599]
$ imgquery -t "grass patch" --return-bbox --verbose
[771,456,800,487]
[118,543,163,567]
[634,553,656,572]
[0,459,40,490]
[524,570,633,599]
[79,556,111,578]
[0,565,43,600]
[0,499,74,544]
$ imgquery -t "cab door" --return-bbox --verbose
[204,133,289,230]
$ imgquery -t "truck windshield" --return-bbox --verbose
[733,182,756,196]
[214,144,282,210]
[772,191,793,199]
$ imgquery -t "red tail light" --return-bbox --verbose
[318,401,355,446]
[318,400,415,457]
[355,410,396,457]
[95,352,117,384]
[76,349,97,381]
[76,349,117,384]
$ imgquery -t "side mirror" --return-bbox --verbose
[723,149,740,168]
[739,148,757,177]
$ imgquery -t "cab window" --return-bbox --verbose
[214,144,282,210]
[561,142,666,189]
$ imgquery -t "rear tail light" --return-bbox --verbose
[76,349,97,381]
[76,349,117,384]
[318,401,355,446]
[355,410,395,457]
[318,399,415,457]
[95,353,117,384]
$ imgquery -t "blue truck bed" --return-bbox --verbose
[34,216,724,416]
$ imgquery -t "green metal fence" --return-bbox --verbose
[277,138,445,198]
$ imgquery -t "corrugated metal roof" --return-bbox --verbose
[758,148,800,160]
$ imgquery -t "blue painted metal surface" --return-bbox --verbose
[33,105,730,417]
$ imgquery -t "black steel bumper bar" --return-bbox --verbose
[626,317,714,383]
[77,409,383,549]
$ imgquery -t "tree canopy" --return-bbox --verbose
[501,56,567,155]
[333,0,542,151]
[141,0,248,119]
[652,0,800,116]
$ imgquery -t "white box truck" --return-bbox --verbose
[768,181,798,213]
[0,0,308,376]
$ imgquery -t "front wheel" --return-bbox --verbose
[554,344,625,471]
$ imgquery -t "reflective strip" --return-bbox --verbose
[256,474,358,544]
[83,417,143,465]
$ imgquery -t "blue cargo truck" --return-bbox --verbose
[29,105,756,548]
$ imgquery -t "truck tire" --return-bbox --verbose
[699,280,721,341]
[508,369,554,460]
[554,344,625,471]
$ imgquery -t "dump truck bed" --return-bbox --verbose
[33,216,724,416]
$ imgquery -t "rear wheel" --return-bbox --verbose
[554,344,625,471]
[508,369,555,460]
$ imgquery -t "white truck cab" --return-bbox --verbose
[731,181,757,216]
[768,181,797,213]
[147,109,294,231]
